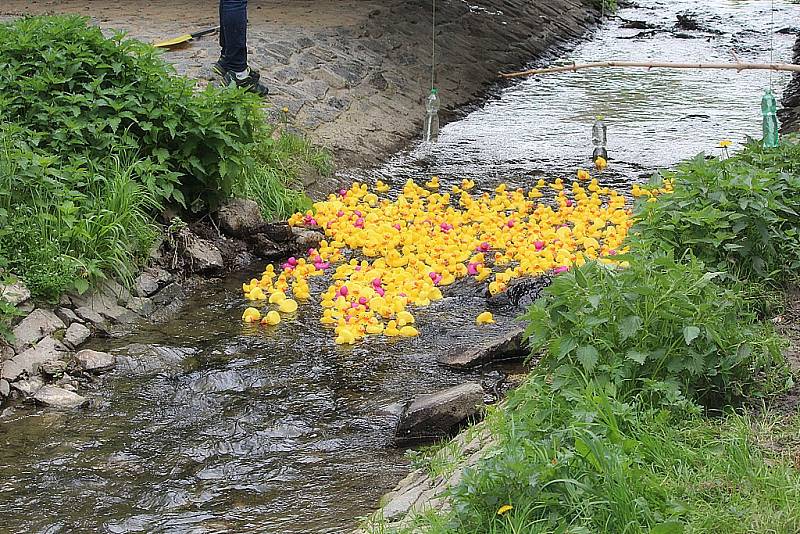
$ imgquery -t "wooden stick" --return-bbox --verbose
[500,61,800,79]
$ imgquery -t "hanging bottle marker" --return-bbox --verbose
[592,115,608,162]
[423,88,440,143]
[761,89,780,148]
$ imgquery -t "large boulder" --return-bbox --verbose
[439,326,527,369]
[11,309,65,352]
[395,383,485,444]
[0,279,31,306]
[34,386,88,409]
[217,198,266,237]
[113,343,197,377]
[74,349,116,373]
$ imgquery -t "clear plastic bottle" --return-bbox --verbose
[761,89,780,148]
[423,88,440,143]
[592,115,608,161]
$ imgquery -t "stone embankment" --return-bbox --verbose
[0,200,323,411]
[1,0,600,191]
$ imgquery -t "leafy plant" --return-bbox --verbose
[631,137,800,285]
[524,254,790,407]
[0,14,263,209]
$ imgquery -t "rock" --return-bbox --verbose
[63,322,91,349]
[150,283,185,306]
[216,198,266,237]
[0,279,31,306]
[0,378,9,397]
[11,309,65,352]
[74,349,116,373]
[133,272,160,297]
[250,234,291,260]
[263,222,294,243]
[291,227,324,251]
[99,279,133,305]
[55,307,82,326]
[439,326,527,369]
[395,383,485,444]
[75,306,109,331]
[126,296,155,317]
[70,291,138,324]
[487,275,552,310]
[40,359,68,377]
[34,386,87,409]
[10,336,69,378]
[12,375,45,397]
[1,360,24,382]
[114,343,196,376]
[0,343,14,361]
[180,230,224,274]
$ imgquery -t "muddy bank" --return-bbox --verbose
[1,0,599,183]
[779,34,800,133]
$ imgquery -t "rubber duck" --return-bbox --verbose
[242,307,261,323]
[399,325,419,337]
[376,180,390,193]
[397,310,415,326]
[279,299,299,313]
[384,320,401,337]
[476,311,495,325]
[261,310,281,326]
[247,287,266,301]
[269,291,287,305]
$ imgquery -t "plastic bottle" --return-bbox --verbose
[423,88,440,143]
[761,89,780,148]
[592,115,608,161]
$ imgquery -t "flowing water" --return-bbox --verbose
[0,1,796,533]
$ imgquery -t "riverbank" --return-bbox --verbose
[0,0,600,185]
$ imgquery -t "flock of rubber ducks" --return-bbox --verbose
[242,163,634,345]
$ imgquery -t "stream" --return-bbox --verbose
[0,1,796,533]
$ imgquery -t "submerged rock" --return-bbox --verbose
[395,383,484,444]
[0,378,9,397]
[34,386,88,409]
[114,343,196,376]
[439,326,527,369]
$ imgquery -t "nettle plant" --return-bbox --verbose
[631,138,800,286]
[523,254,790,408]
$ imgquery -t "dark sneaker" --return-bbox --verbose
[213,60,260,82]
[222,69,269,96]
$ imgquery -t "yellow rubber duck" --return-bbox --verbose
[461,179,475,191]
[242,307,261,323]
[376,180,390,193]
[384,320,401,337]
[396,310,415,326]
[279,298,299,313]
[269,291,287,305]
[261,310,281,326]
[247,287,266,301]
[425,176,440,189]
[476,311,495,325]
[399,325,419,337]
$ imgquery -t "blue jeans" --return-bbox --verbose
[219,0,248,72]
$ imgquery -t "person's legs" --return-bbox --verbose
[218,0,248,73]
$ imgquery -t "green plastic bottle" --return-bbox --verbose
[761,89,780,148]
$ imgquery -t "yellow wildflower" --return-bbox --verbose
[497,504,513,515]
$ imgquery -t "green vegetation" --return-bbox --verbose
[0,15,327,315]
[373,140,800,533]
[632,138,800,286]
